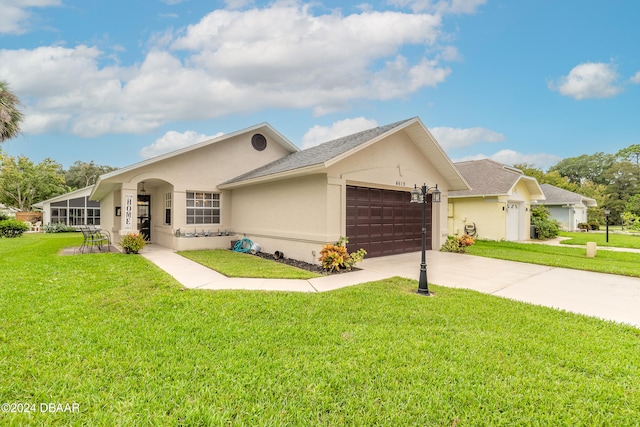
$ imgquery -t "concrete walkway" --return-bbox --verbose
[140,244,390,293]
[141,244,640,328]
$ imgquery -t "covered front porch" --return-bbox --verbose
[95,176,237,252]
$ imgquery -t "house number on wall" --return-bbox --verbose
[396,181,406,187]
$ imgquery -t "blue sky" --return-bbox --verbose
[1,0,639,170]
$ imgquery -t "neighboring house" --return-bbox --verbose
[0,203,18,218]
[87,117,469,263]
[35,186,101,226]
[448,159,545,241]
[537,184,597,231]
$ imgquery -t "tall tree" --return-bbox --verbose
[0,81,24,143]
[549,152,615,186]
[515,163,578,192]
[602,160,640,224]
[65,160,118,190]
[616,144,640,166]
[625,194,640,216]
[0,154,66,211]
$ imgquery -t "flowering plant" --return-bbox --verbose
[319,236,367,272]
[121,233,146,254]
[440,234,475,253]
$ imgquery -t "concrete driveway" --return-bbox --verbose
[359,251,640,328]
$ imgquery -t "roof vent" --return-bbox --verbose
[251,133,267,151]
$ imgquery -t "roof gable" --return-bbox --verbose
[539,184,597,207]
[221,119,413,185]
[450,159,544,199]
[91,122,298,200]
[221,117,469,191]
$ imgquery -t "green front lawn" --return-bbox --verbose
[466,239,640,277]
[559,231,640,249]
[179,249,321,279]
[1,234,639,426]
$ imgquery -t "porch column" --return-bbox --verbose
[173,189,186,232]
[120,184,137,236]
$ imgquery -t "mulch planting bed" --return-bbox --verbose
[252,251,357,275]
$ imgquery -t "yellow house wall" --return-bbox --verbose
[449,198,507,240]
[449,180,535,241]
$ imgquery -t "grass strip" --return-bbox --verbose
[466,239,640,277]
[558,231,640,249]
[178,248,321,279]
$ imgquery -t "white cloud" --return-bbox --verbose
[454,149,561,170]
[0,0,61,34]
[22,111,71,134]
[1,3,458,137]
[301,117,379,148]
[139,130,224,158]
[550,62,623,100]
[430,126,504,149]
[631,71,640,84]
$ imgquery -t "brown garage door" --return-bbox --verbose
[346,186,432,258]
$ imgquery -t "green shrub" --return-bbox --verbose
[531,206,560,239]
[318,236,367,272]
[440,234,475,253]
[0,219,30,238]
[120,233,146,254]
[43,222,77,233]
[0,212,9,221]
[588,220,600,231]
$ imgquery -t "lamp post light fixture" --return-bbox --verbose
[410,183,441,295]
[604,208,610,243]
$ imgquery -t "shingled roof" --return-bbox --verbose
[539,184,597,207]
[449,158,544,199]
[221,118,414,185]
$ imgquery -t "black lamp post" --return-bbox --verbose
[604,209,610,243]
[410,183,441,295]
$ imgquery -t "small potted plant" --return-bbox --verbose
[120,233,146,254]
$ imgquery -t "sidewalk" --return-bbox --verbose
[141,245,640,328]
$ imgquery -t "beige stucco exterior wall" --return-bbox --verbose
[229,174,329,264]
[96,132,292,247]
[93,123,460,259]
[226,130,454,263]
[326,130,448,249]
[448,180,535,241]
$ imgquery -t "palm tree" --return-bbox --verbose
[0,81,24,143]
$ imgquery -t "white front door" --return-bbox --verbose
[506,201,521,241]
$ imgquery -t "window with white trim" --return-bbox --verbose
[186,191,220,224]
[165,192,172,225]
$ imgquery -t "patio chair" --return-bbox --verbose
[78,226,112,253]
